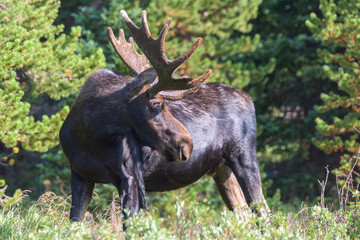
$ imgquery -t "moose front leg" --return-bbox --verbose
[116,175,141,219]
[70,170,95,221]
[111,135,147,220]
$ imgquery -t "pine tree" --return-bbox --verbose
[0,0,106,199]
[0,0,105,153]
[307,0,360,188]
[238,0,339,201]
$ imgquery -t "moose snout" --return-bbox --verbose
[175,133,193,163]
[177,143,192,163]
[160,134,193,163]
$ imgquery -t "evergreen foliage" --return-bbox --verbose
[307,0,360,187]
[0,0,105,152]
[242,0,338,202]
[0,0,105,202]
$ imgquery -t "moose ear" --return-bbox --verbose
[129,68,158,94]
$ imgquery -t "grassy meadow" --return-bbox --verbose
[0,190,359,240]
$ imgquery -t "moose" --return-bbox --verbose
[59,10,270,222]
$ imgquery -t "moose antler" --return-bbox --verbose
[108,10,211,100]
[107,28,150,75]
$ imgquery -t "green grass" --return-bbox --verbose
[0,192,359,239]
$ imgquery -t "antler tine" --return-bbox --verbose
[169,38,203,72]
[120,10,152,38]
[158,18,172,44]
[120,10,140,33]
[151,69,212,97]
[141,11,152,38]
[158,69,211,100]
[188,69,212,87]
[107,27,149,75]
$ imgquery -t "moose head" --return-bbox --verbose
[106,10,211,163]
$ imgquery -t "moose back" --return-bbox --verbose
[59,10,270,221]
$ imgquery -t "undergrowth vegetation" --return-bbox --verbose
[1,160,359,239]
[0,189,359,239]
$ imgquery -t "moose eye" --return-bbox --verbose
[151,101,162,111]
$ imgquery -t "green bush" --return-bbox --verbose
[0,180,23,210]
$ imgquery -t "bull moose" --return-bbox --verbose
[59,10,270,222]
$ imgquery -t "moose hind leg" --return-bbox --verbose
[70,170,95,221]
[213,165,247,211]
[226,142,270,217]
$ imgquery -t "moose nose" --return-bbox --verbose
[177,141,192,163]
